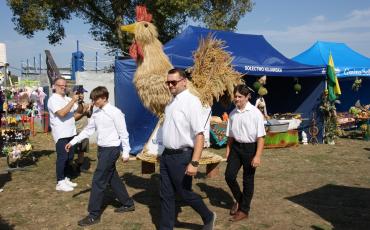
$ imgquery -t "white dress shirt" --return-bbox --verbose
[226,102,266,143]
[47,94,77,142]
[162,89,206,149]
[69,103,131,158]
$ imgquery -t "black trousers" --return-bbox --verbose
[159,148,213,230]
[225,142,257,213]
[55,137,74,182]
[88,146,134,218]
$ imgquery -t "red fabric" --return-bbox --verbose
[136,5,152,22]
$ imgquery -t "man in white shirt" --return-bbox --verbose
[225,84,266,222]
[160,68,216,230]
[65,86,134,227]
[47,77,85,192]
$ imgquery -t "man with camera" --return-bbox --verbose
[47,77,87,192]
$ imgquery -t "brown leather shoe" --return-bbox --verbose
[230,210,248,222]
[229,202,239,215]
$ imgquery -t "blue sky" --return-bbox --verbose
[1,0,370,75]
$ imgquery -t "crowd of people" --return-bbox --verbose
[47,68,265,229]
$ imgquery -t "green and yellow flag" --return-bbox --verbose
[327,53,341,101]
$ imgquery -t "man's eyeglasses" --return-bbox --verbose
[165,78,184,86]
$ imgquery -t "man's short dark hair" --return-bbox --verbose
[168,68,187,78]
[90,86,109,101]
[53,77,66,84]
[234,84,251,97]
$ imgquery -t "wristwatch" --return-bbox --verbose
[190,160,199,167]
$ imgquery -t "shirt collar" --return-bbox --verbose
[174,89,189,101]
[100,102,110,112]
[236,102,253,113]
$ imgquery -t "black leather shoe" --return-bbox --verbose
[78,216,100,226]
[114,204,135,213]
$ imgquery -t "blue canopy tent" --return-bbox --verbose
[115,26,326,154]
[293,41,370,111]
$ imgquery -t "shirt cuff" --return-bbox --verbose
[121,151,130,159]
[69,138,78,146]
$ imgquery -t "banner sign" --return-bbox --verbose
[245,65,283,73]
[340,68,370,77]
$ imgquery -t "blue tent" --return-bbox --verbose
[293,41,370,111]
[115,26,326,154]
[164,26,326,76]
[293,41,370,78]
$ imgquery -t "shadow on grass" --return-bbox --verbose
[194,172,207,179]
[72,188,91,198]
[0,172,11,189]
[286,184,370,230]
[0,215,14,230]
[364,148,370,151]
[72,186,124,215]
[122,173,161,229]
[123,173,206,229]
[197,182,234,210]
[311,225,330,230]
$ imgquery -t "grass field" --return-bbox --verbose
[1,133,370,230]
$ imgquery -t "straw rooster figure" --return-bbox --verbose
[121,5,242,117]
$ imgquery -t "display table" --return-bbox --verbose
[264,130,299,148]
[337,113,369,141]
[353,118,369,141]
[210,122,299,148]
[135,150,226,178]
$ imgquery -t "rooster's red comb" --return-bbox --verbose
[136,5,152,22]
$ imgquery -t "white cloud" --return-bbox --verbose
[311,15,326,22]
[239,8,370,57]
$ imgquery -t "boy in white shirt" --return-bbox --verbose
[65,86,134,227]
[225,84,265,222]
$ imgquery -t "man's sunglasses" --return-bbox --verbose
[165,78,185,86]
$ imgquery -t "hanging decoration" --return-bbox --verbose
[257,75,268,96]
[253,81,261,91]
[255,75,268,117]
[293,78,301,94]
[352,77,362,91]
[258,86,268,96]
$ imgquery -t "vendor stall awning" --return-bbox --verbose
[293,41,370,78]
[164,26,325,77]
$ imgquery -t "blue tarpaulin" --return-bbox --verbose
[115,58,158,154]
[115,26,326,154]
[293,41,370,111]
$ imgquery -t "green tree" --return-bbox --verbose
[7,0,254,53]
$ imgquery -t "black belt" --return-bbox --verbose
[97,145,120,150]
[164,147,193,155]
[233,141,257,146]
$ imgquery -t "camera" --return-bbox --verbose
[76,85,85,95]
[73,85,85,104]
